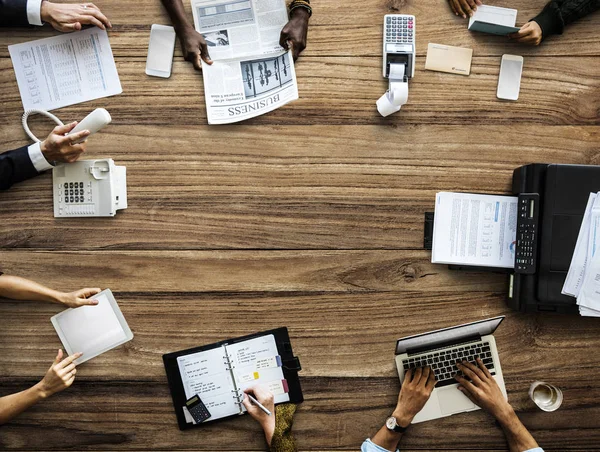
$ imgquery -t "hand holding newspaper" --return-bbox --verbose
[191,0,299,124]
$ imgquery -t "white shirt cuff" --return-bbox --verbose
[28,142,53,172]
[27,0,44,26]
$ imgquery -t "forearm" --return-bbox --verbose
[0,275,63,304]
[0,383,46,425]
[160,0,194,32]
[533,0,600,38]
[496,406,539,452]
[369,426,403,452]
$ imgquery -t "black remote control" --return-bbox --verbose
[185,395,211,423]
[515,193,539,274]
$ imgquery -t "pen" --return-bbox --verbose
[247,394,272,416]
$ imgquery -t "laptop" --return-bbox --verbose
[394,316,507,423]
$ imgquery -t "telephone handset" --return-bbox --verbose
[377,14,416,117]
[53,159,127,218]
[22,108,112,143]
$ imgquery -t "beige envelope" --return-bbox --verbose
[425,43,473,76]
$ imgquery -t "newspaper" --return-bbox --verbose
[191,0,298,124]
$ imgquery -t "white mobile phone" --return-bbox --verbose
[497,54,523,101]
[146,24,176,78]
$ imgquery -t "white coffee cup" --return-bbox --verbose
[529,381,563,412]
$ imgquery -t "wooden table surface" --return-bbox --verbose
[1,0,599,450]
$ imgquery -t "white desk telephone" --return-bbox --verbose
[53,159,127,218]
[21,108,128,218]
[377,14,416,117]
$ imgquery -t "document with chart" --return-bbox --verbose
[9,28,122,111]
[191,0,298,124]
[432,192,518,268]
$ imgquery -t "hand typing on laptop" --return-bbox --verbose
[456,359,541,452]
[361,363,543,452]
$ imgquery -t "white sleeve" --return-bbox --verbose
[27,142,53,172]
[27,0,44,26]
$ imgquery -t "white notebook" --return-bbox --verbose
[177,334,290,424]
[51,289,133,365]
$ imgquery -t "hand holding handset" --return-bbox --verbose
[146,24,176,78]
[497,54,523,101]
[68,108,112,144]
[22,108,111,143]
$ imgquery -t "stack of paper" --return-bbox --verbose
[562,193,600,317]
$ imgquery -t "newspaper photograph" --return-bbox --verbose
[191,0,288,61]
[202,50,298,124]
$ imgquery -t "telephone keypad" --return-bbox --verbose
[57,180,95,215]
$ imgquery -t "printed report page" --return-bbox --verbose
[432,192,517,268]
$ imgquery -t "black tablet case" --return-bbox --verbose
[163,327,303,430]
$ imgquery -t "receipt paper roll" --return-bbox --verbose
[377,63,409,117]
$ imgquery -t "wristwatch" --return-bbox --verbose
[386,416,409,433]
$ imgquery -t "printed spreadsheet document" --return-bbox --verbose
[9,28,122,111]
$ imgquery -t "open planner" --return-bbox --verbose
[163,327,302,430]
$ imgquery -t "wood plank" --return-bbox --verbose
[1,376,598,450]
[1,55,599,125]
[0,0,599,57]
[1,125,598,250]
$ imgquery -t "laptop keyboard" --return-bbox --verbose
[402,341,496,388]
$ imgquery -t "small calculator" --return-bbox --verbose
[383,14,416,78]
[185,395,211,423]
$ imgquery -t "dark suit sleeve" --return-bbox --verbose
[0,145,40,190]
[0,0,31,27]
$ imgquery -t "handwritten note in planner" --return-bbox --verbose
[177,347,242,420]
[9,28,122,111]
[227,335,290,406]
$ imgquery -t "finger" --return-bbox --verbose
[412,367,423,384]
[60,362,77,376]
[448,0,458,15]
[62,22,82,32]
[475,0,482,5]
[426,367,437,390]
[68,129,91,143]
[78,14,105,30]
[200,43,212,65]
[476,358,493,379]
[65,375,76,387]
[466,0,478,12]
[76,287,101,299]
[54,121,78,135]
[57,352,83,369]
[241,393,253,410]
[291,42,300,61]
[83,6,111,29]
[459,0,473,17]
[54,349,63,364]
[455,375,478,395]
[420,366,431,385]
[458,360,485,384]
[403,368,413,385]
[279,30,290,49]
[192,51,202,71]
[453,0,466,18]
[457,384,478,404]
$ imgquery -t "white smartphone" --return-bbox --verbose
[497,54,523,101]
[146,24,176,78]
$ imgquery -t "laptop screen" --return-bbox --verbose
[395,316,504,355]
